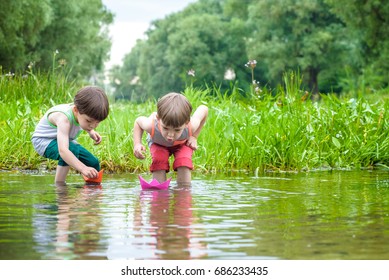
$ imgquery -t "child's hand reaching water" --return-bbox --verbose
[134,143,146,159]
[186,136,198,150]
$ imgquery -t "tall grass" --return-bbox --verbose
[0,69,78,170]
[1,70,389,175]
[183,73,389,174]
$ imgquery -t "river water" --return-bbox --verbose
[1,170,388,260]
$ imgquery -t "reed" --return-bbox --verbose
[1,70,389,175]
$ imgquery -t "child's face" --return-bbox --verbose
[160,121,186,143]
[78,114,100,132]
[74,108,100,132]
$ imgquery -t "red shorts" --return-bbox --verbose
[149,143,193,172]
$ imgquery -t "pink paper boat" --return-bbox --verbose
[139,175,171,190]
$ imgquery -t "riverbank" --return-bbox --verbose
[2,72,389,175]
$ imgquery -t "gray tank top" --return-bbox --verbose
[31,104,82,156]
[146,117,192,147]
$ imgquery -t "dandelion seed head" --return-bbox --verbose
[58,59,66,66]
[224,68,236,80]
[28,61,34,69]
[130,76,140,85]
[245,60,257,69]
[187,69,195,77]
[336,131,343,139]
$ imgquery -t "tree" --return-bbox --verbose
[117,0,248,99]
[34,0,113,78]
[325,0,389,88]
[0,0,52,71]
[165,14,248,89]
[0,0,112,79]
[110,40,146,101]
[245,0,348,94]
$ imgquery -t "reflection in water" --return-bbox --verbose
[55,185,104,259]
[133,185,207,259]
[33,184,105,259]
[2,171,389,260]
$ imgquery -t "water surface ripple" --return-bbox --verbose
[0,171,388,259]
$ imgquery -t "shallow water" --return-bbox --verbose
[0,170,389,260]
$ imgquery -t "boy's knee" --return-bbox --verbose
[173,157,193,171]
[88,155,100,171]
[76,144,100,170]
[150,160,170,172]
[68,143,80,157]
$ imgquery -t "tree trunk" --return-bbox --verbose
[307,67,319,99]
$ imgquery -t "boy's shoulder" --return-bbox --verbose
[47,104,74,125]
[136,113,156,132]
[47,103,72,113]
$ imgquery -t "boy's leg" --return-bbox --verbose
[77,145,100,171]
[176,167,191,184]
[44,140,100,183]
[152,170,167,183]
[173,145,193,185]
[55,166,70,185]
[44,140,70,183]
[45,140,99,170]
[150,144,170,183]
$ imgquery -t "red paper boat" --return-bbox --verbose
[83,169,104,184]
[139,175,171,190]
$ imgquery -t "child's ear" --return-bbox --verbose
[73,106,79,114]
[156,114,160,120]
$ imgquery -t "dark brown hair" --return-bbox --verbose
[74,86,109,121]
[157,92,192,127]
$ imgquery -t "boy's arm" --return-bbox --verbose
[190,105,208,138]
[186,105,208,150]
[133,114,154,159]
[87,129,102,145]
[55,114,98,178]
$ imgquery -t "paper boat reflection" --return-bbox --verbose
[139,175,171,190]
[83,169,104,184]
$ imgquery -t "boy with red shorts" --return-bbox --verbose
[133,92,208,184]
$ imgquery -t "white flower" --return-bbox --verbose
[187,69,195,77]
[28,61,34,69]
[130,76,140,85]
[245,60,257,69]
[224,68,236,80]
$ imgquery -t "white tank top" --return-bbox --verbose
[31,104,82,156]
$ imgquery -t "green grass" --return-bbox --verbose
[2,70,389,175]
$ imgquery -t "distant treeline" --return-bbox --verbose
[1,0,388,100]
[109,0,389,100]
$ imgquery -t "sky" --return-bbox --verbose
[102,0,196,70]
